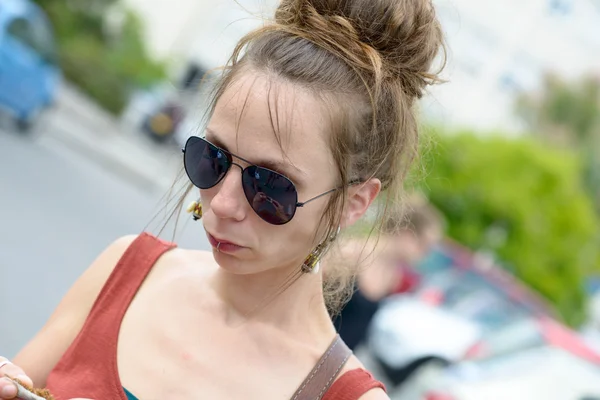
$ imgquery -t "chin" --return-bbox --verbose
[214,252,298,278]
[212,251,260,275]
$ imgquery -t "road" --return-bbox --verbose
[0,121,209,358]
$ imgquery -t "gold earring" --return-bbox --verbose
[186,198,203,221]
[302,243,325,274]
[301,242,326,274]
[301,226,341,274]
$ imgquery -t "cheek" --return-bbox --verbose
[263,204,325,261]
[296,197,331,238]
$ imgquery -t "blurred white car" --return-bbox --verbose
[368,269,528,386]
[369,296,481,370]
[424,318,600,400]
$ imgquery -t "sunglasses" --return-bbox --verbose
[183,136,343,225]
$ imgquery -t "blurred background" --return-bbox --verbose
[0,0,599,398]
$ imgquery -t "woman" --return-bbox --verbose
[0,0,444,398]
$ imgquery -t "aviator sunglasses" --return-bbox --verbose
[183,136,350,225]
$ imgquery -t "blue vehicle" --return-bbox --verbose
[0,0,60,131]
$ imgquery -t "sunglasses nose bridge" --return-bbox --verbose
[209,164,248,220]
[230,162,244,172]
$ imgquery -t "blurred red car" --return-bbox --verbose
[400,240,555,318]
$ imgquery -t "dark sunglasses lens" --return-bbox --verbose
[242,166,298,225]
[184,137,230,189]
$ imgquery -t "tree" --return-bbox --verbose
[517,74,600,212]
[416,131,600,326]
[33,1,167,114]
[35,0,119,42]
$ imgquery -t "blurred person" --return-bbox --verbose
[0,0,445,399]
[331,197,444,350]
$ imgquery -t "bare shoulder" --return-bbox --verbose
[164,246,215,263]
[357,388,390,400]
[344,354,367,370]
[13,234,139,386]
[66,234,140,298]
[30,233,138,321]
[154,246,217,274]
[34,233,138,325]
[141,246,218,295]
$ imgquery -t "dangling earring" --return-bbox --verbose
[301,226,341,274]
[312,260,321,275]
[301,242,325,274]
[186,198,203,221]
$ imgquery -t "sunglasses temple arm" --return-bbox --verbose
[296,179,363,207]
[296,188,338,207]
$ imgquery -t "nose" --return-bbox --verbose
[209,164,246,221]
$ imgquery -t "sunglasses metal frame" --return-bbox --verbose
[182,136,346,224]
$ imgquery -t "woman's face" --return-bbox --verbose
[199,72,342,275]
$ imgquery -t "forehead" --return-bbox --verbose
[206,72,335,182]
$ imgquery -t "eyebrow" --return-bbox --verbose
[204,128,307,184]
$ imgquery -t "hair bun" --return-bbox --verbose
[274,0,445,98]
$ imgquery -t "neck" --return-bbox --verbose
[209,263,335,339]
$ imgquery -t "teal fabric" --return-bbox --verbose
[123,387,140,400]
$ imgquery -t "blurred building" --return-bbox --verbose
[425,0,600,133]
[123,0,600,134]
[121,0,278,85]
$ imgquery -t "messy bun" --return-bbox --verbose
[203,0,445,313]
[274,0,444,98]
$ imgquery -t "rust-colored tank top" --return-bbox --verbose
[46,233,385,400]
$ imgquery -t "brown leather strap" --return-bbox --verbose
[290,335,352,400]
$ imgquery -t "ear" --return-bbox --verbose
[340,178,381,229]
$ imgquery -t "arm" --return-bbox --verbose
[10,235,137,387]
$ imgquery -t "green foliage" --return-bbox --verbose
[517,74,600,212]
[518,74,600,144]
[416,130,600,326]
[33,1,167,114]
[59,35,128,114]
[105,11,168,89]
[37,0,112,40]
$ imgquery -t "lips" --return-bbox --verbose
[208,233,239,246]
[206,232,244,253]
